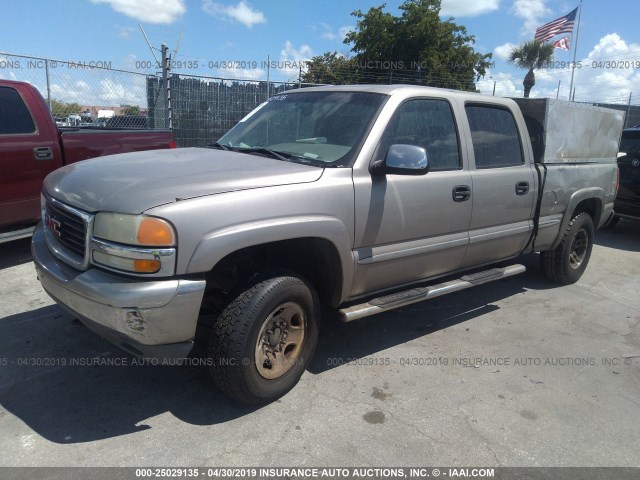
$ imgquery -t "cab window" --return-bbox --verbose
[466,104,523,168]
[378,99,461,171]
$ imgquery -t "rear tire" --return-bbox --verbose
[540,212,594,284]
[208,273,319,404]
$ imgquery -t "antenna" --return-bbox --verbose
[139,23,160,67]
[173,32,184,59]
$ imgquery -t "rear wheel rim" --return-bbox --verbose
[569,229,589,270]
[254,301,306,380]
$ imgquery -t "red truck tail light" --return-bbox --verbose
[168,140,177,149]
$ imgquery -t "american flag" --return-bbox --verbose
[553,36,571,50]
[534,7,578,43]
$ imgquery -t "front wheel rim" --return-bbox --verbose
[569,229,589,269]
[254,301,306,380]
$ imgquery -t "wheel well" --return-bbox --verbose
[573,198,601,225]
[202,238,343,312]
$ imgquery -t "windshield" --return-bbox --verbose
[217,91,386,167]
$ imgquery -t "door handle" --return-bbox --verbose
[452,185,471,202]
[515,181,529,195]
[33,147,54,161]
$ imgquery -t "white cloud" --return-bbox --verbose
[477,72,521,97]
[318,23,354,42]
[511,0,551,36]
[44,73,147,107]
[320,32,337,41]
[213,66,267,80]
[277,41,313,80]
[90,0,185,24]
[319,23,337,41]
[116,25,135,38]
[338,26,354,41]
[572,33,640,103]
[98,78,146,104]
[281,41,313,61]
[440,0,500,17]
[494,43,517,61]
[202,0,266,28]
[489,33,640,103]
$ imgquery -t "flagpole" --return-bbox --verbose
[568,0,583,101]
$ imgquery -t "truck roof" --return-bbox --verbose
[286,84,484,97]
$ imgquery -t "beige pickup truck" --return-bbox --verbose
[33,85,623,403]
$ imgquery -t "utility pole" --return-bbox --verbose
[266,54,271,100]
[45,59,52,108]
[161,44,171,129]
[568,0,583,100]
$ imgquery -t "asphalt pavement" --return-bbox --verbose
[1,220,639,467]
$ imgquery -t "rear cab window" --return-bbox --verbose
[466,104,524,169]
[0,86,36,135]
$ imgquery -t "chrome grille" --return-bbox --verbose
[43,196,92,269]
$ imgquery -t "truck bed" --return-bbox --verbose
[512,98,624,164]
[59,128,175,164]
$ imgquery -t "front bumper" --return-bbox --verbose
[32,224,206,360]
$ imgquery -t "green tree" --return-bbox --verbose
[303,0,492,91]
[50,99,81,117]
[508,40,555,97]
[302,52,361,84]
[121,104,141,115]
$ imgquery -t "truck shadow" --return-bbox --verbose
[595,220,640,252]
[309,253,552,374]
[0,237,33,270]
[0,254,554,444]
[0,306,259,444]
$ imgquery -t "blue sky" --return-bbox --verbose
[1,0,638,105]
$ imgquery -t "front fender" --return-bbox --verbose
[186,215,354,302]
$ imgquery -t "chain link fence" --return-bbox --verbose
[0,52,166,128]
[160,73,316,147]
[0,51,311,146]
[2,51,639,147]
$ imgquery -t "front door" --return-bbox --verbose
[352,98,472,298]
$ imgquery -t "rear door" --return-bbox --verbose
[461,103,536,268]
[0,85,61,228]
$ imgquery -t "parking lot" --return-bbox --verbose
[1,221,639,467]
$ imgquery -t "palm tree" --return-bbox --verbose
[508,40,555,97]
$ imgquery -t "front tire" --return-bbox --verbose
[540,212,594,284]
[208,273,319,404]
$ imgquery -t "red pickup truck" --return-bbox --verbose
[0,80,176,242]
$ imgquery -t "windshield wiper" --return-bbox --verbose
[236,147,292,161]
[207,141,232,151]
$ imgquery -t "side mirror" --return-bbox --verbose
[371,144,430,176]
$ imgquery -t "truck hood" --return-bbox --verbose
[44,147,324,213]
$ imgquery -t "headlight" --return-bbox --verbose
[91,213,177,276]
[93,212,176,246]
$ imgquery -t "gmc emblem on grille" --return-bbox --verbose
[44,213,62,237]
